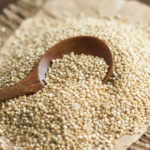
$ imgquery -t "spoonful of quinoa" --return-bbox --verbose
[0,36,113,102]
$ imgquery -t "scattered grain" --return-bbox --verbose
[0,17,150,150]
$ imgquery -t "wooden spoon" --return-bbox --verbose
[0,36,113,102]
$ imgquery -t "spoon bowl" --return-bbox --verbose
[0,36,113,102]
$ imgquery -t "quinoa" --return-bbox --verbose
[48,52,108,84]
[0,17,150,150]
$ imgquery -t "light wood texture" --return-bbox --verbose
[0,0,46,48]
[114,124,150,150]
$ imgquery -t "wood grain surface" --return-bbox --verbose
[0,0,45,48]
[0,0,18,12]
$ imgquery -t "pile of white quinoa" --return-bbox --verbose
[0,17,150,150]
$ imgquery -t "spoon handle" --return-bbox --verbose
[0,73,44,102]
